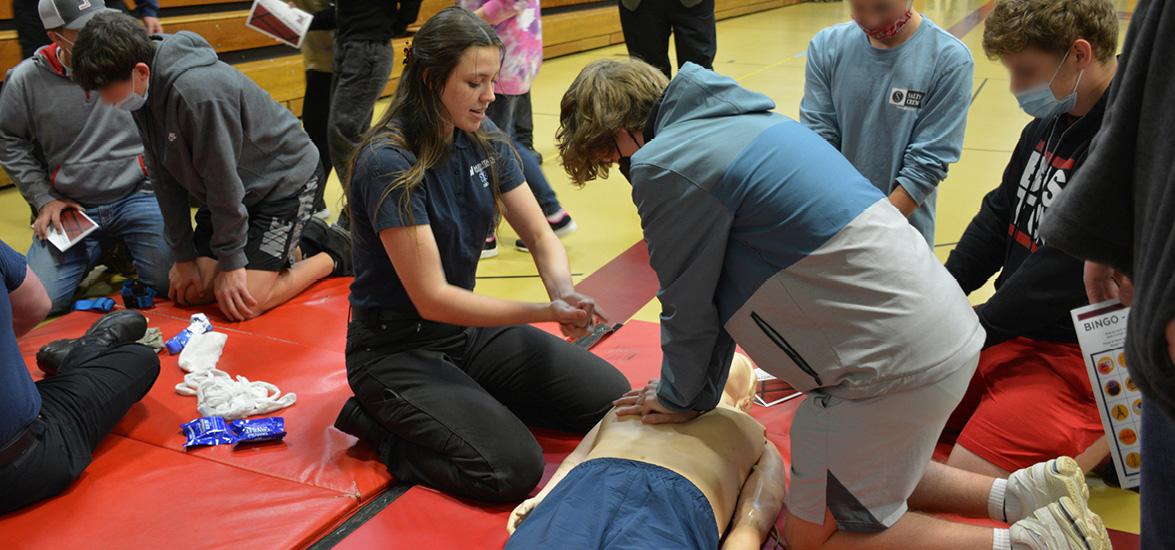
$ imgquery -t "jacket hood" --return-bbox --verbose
[32,43,71,79]
[652,62,776,135]
[150,31,219,92]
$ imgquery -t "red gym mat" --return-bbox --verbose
[18,302,393,500]
[0,436,355,549]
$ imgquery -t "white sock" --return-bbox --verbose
[988,478,1009,522]
[993,528,1011,550]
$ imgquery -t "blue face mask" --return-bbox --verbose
[114,85,148,112]
[1015,50,1084,120]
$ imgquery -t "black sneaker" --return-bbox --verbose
[482,235,499,259]
[37,310,148,375]
[302,218,353,277]
[334,397,393,443]
[515,211,577,253]
[299,217,328,258]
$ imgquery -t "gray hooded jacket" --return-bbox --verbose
[134,32,319,271]
[0,43,149,211]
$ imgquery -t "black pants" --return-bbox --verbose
[304,69,334,211]
[0,344,160,514]
[513,91,535,151]
[328,40,394,184]
[345,320,630,503]
[619,0,717,78]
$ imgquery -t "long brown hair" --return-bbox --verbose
[350,7,510,222]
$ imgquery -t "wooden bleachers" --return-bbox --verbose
[0,0,802,186]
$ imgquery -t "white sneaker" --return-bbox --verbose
[481,236,499,259]
[1006,457,1089,523]
[1010,496,1110,550]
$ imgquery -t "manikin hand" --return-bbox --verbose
[507,497,540,535]
[613,380,700,425]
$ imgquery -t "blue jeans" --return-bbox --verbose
[26,191,172,314]
[1142,398,1175,546]
[486,94,562,217]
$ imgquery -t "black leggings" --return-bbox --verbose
[345,320,630,503]
[303,69,334,211]
[0,344,160,514]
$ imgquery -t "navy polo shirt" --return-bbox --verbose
[348,122,525,317]
[0,240,40,445]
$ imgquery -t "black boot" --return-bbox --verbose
[334,396,393,444]
[37,310,148,375]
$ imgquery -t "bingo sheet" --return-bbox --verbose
[1071,299,1141,489]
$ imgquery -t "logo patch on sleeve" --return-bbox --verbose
[888,88,926,110]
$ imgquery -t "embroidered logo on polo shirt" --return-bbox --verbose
[888,88,925,110]
[469,158,492,188]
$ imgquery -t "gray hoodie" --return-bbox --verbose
[0,44,149,211]
[134,32,319,271]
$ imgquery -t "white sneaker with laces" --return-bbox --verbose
[1005,457,1089,523]
[1010,496,1109,550]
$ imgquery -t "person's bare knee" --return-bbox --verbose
[785,509,838,550]
[182,284,215,306]
[244,269,281,313]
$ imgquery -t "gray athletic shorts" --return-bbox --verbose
[786,352,980,532]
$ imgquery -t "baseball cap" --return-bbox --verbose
[38,0,117,31]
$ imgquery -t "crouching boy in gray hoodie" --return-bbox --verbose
[70,12,352,321]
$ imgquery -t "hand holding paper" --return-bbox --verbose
[246,0,313,48]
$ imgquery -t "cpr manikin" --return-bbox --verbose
[505,354,786,550]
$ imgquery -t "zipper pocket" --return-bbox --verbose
[751,311,823,386]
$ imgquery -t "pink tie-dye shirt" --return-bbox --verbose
[458,0,543,96]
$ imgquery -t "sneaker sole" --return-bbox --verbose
[1057,497,1110,550]
[552,218,578,238]
[481,247,499,259]
[1052,456,1091,504]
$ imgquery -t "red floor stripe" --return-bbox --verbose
[572,241,660,324]
[946,0,996,39]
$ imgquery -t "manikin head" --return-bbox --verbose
[718,353,758,413]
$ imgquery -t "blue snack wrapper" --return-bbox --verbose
[166,313,213,355]
[182,416,235,448]
[230,417,286,445]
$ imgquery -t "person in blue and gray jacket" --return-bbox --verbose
[800,0,973,246]
[558,59,1110,550]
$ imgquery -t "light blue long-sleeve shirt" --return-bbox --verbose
[800,18,973,245]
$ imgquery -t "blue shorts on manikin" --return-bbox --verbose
[506,458,718,550]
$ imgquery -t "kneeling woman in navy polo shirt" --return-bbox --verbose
[338,7,631,503]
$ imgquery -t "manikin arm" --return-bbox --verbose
[722,441,787,549]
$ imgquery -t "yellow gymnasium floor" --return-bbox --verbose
[0,0,1141,536]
